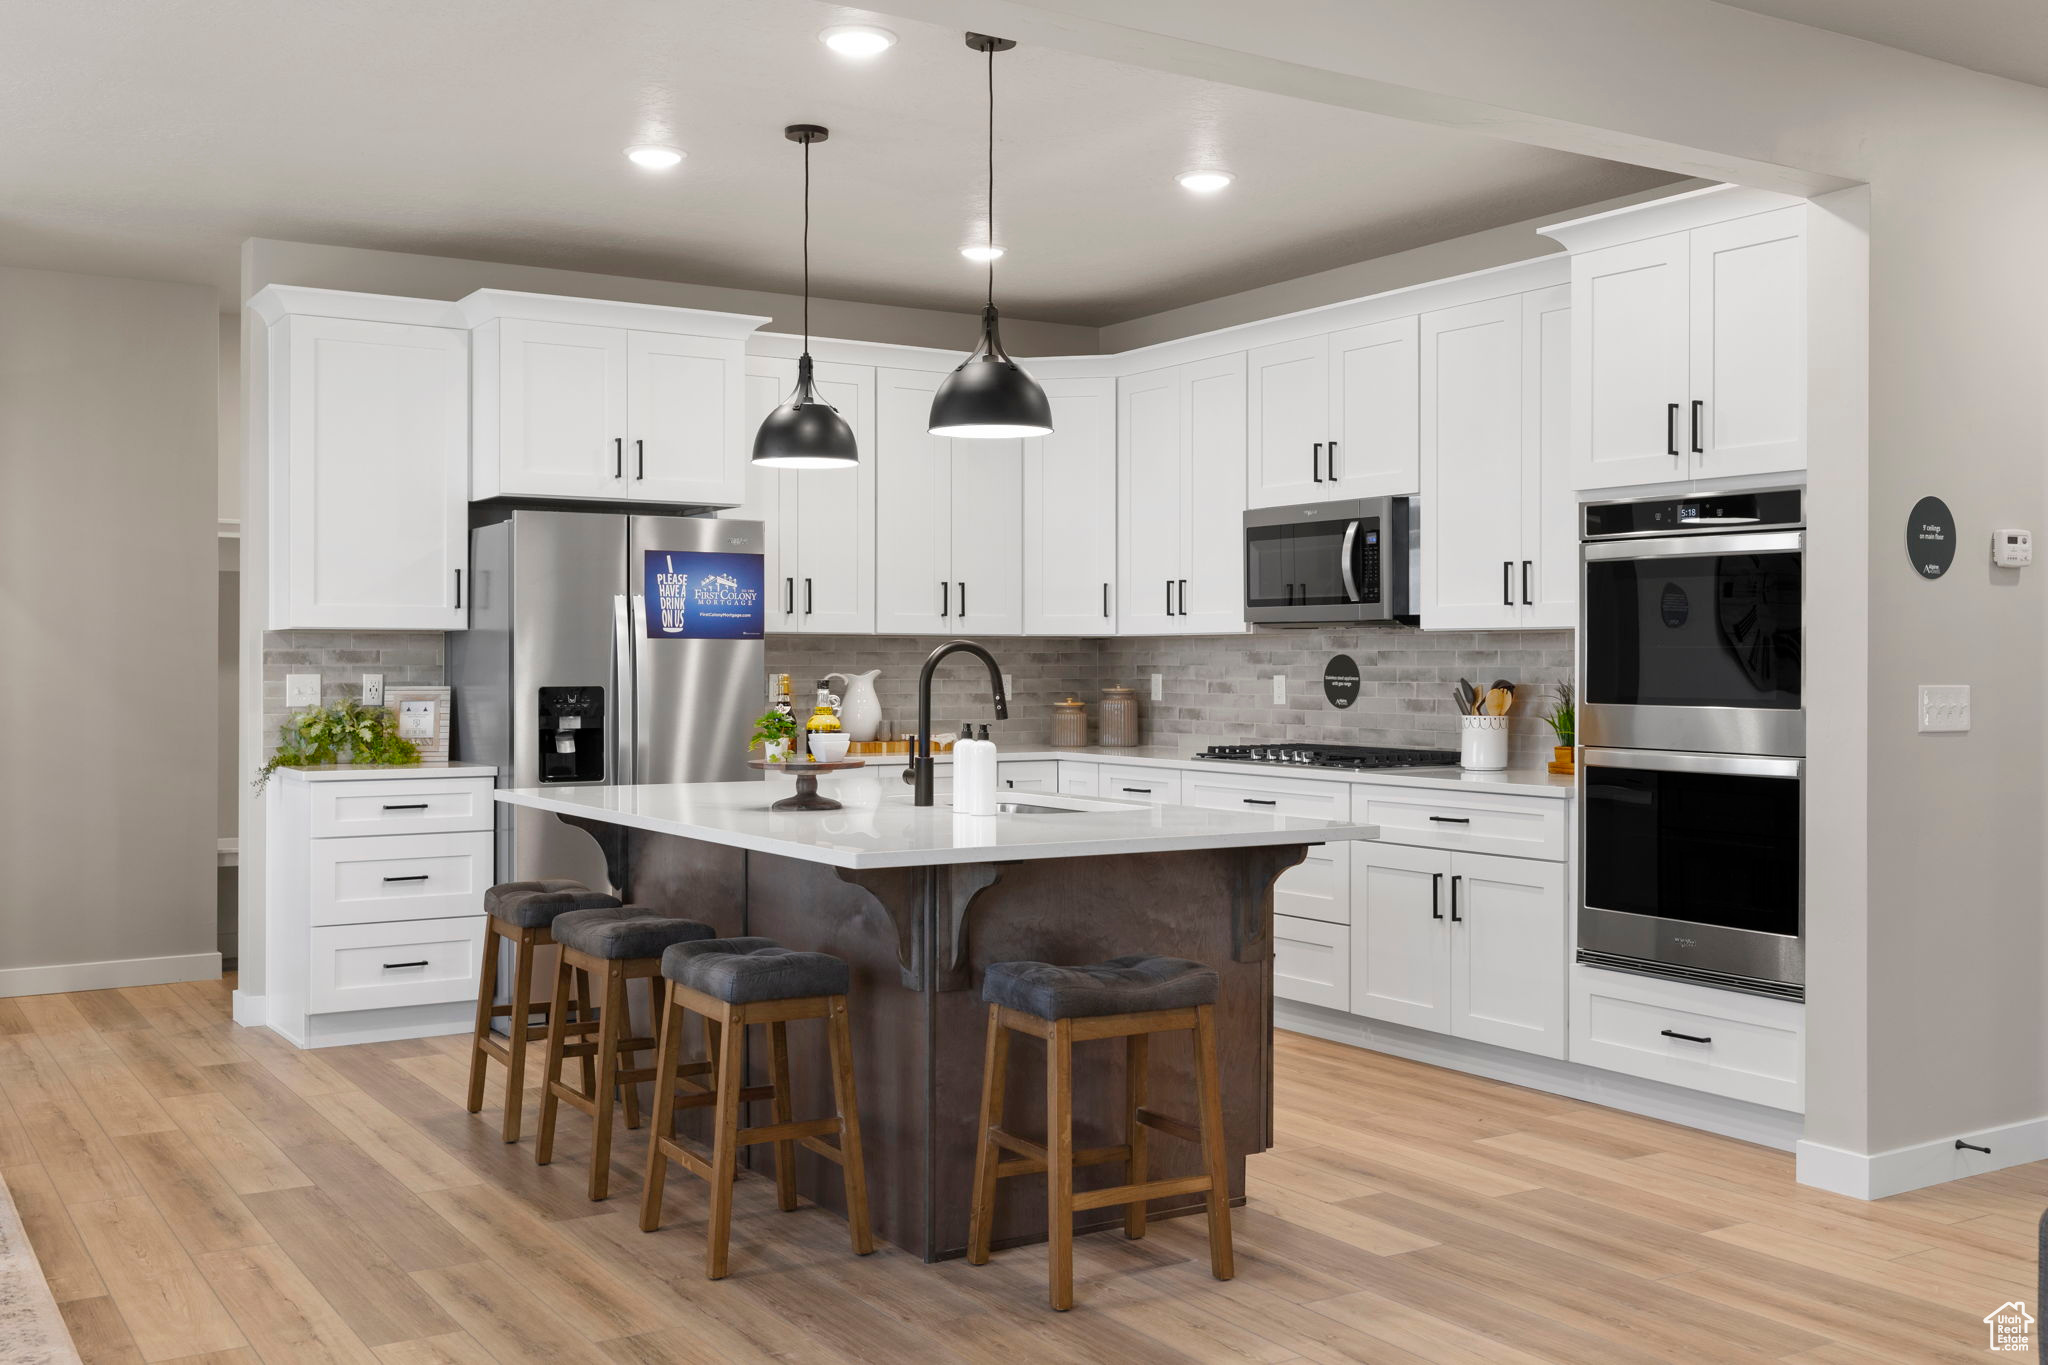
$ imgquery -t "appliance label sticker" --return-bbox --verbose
[1907,495,1956,579]
[1323,654,1360,709]
[643,551,765,640]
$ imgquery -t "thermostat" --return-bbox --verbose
[1992,529,2033,568]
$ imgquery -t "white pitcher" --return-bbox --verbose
[827,669,883,741]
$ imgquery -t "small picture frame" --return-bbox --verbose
[385,685,452,763]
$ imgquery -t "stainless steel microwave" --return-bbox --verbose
[1244,497,1418,626]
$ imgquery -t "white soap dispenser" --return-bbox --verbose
[953,723,989,816]
[971,723,1001,815]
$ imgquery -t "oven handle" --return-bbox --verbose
[1582,747,1802,780]
[1339,520,1361,603]
[1584,529,1803,561]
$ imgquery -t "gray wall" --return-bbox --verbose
[0,265,218,987]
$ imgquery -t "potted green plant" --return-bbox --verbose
[749,708,799,763]
[1545,681,1576,775]
[253,697,420,791]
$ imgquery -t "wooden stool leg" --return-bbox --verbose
[502,929,537,1142]
[466,920,500,1115]
[534,950,575,1166]
[825,996,873,1257]
[622,977,659,1132]
[704,1004,746,1279]
[618,977,644,1133]
[639,983,685,1233]
[1045,1017,1075,1312]
[966,1004,1008,1265]
[589,961,627,1201]
[768,1020,797,1212]
[573,968,597,1097]
[1124,1030,1150,1240]
[1193,1003,1233,1281]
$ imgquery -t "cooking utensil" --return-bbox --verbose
[1484,687,1513,717]
[1457,679,1478,716]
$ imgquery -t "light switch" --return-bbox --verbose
[1918,684,1971,733]
[1150,673,1163,702]
[285,673,321,708]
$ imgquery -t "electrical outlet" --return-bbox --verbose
[1918,684,1971,733]
[1001,673,1014,699]
[1271,674,1287,705]
[1150,673,1163,701]
[361,673,384,707]
[284,673,321,708]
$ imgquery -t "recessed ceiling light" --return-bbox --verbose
[821,24,896,58]
[625,144,685,170]
[960,244,1005,263]
[1177,170,1234,193]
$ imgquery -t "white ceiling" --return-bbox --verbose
[0,0,1678,326]
[1715,0,2048,90]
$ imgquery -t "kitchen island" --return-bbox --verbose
[496,771,1376,1261]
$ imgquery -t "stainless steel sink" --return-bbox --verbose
[994,800,1071,815]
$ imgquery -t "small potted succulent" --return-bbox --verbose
[1545,681,1576,775]
[750,708,799,764]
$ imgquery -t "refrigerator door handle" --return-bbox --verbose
[611,593,636,786]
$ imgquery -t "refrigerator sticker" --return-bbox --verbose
[643,551,765,640]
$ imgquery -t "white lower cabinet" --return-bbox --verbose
[997,760,1059,793]
[1447,852,1567,1057]
[1056,762,1100,797]
[1349,843,1453,1032]
[1096,765,1182,804]
[1274,916,1350,1012]
[1570,965,1803,1110]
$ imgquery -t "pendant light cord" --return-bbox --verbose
[802,133,812,351]
[985,41,995,310]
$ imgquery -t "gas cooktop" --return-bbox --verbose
[1193,743,1463,771]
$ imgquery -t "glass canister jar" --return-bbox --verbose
[1099,685,1140,748]
[1051,696,1088,747]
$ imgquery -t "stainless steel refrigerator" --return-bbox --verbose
[447,508,766,894]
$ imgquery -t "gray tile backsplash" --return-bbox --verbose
[765,636,1098,747]
[259,630,445,757]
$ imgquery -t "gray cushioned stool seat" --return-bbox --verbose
[982,955,1219,1020]
[551,906,716,960]
[662,936,850,1005]
[485,879,622,929]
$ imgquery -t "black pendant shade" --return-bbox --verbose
[754,124,858,468]
[929,33,1052,440]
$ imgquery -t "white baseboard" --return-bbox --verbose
[257,1000,473,1050]
[230,990,266,1028]
[1797,1116,2048,1200]
[1275,999,1805,1152]
[0,951,222,999]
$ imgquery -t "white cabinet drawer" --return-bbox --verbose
[310,777,496,838]
[1274,915,1349,1010]
[1570,966,1803,1111]
[1182,769,1349,820]
[309,917,486,1014]
[1056,762,1099,796]
[998,760,1059,793]
[1097,765,1182,804]
[310,831,493,927]
[1275,840,1349,926]
[1353,784,1566,861]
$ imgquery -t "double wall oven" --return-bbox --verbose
[1577,488,1805,999]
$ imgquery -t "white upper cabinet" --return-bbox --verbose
[1248,320,1420,507]
[251,290,470,632]
[1422,295,1525,631]
[465,291,765,507]
[727,357,876,634]
[874,368,1023,636]
[1023,377,1118,635]
[1520,284,1576,629]
[1544,187,1809,492]
[1117,354,1248,635]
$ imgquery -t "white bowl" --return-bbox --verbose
[808,732,851,762]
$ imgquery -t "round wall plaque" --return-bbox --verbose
[1908,496,1956,579]
[1323,654,1360,709]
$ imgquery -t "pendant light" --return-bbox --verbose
[928,33,1053,439]
[753,124,859,468]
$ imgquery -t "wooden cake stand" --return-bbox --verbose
[748,758,868,811]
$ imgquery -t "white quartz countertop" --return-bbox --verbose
[495,773,1377,870]
[280,762,498,782]
[846,746,1574,798]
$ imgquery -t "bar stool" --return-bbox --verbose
[534,906,718,1200]
[468,879,621,1142]
[640,936,874,1280]
[967,954,1233,1311]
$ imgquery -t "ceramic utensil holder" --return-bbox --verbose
[1460,715,1509,771]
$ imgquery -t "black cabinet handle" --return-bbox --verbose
[1242,797,1278,806]
[1102,583,1110,618]
[1690,400,1704,455]
[958,582,967,618]
[1178,579,1187,614]
[614,436,624,477]
[1665,404,1679,457]
[454,570,463,609]
[941,581,949,617]
[1660,1028,1712,1045]
[1450,874,1462,923]
[382,960,429,970]
[1166,579,1176,616]
[635,438,645,479]
[1521,560,1532,606]
[380,803,429,811]
[1120,786,1150,794]
[1312,441,1324,483]
[1428,815,1470,824]
[1327,440,1339,481]
[804,578,813,615]
[382,874,430,883]
[785,577,795,615]
[1502,561,1513,607]
[1431,871,1443,921]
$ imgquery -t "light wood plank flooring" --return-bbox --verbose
[2,975,2039,1363]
